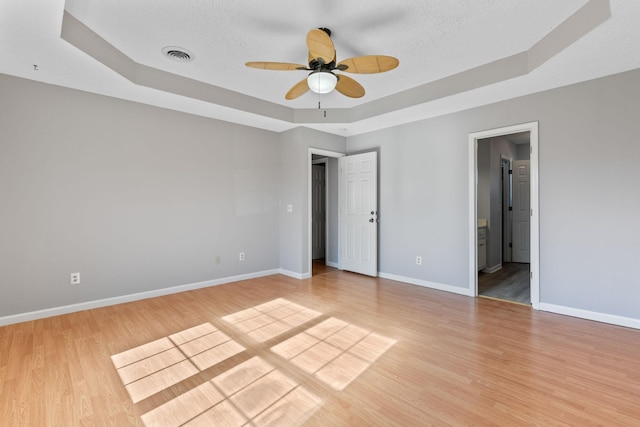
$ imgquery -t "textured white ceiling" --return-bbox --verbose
[62,0,585,108]
[1,0,639,135]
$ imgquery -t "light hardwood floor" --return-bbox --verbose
[2,269,640,426]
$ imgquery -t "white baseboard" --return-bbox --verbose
[326,261,339,269]
[0,269,280,327]
[539,303,640,330]
[278,269,311,280]
[13,269,636,331]
[482,264,502,274]
[379,272,474,297]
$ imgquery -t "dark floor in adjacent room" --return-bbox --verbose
[478,262,530,304]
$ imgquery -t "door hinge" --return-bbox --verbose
[530,272,533,279]
[531,209,533,216]
[530,146,533,154]
[508,206,513,211]
[509,243,512,248]
[508,169,513,175]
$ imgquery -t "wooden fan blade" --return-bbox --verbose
[337,55,399,74]
[306,29,335,64]
[246,61,307,71]
[285,78,310,100]
[335,75,365,98]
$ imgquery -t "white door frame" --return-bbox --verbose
[308,148,345,276]
[468,122,540,309]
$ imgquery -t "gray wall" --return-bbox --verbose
[0,75,280,317]
[348,118,471,287]
[517,143,530,160]
[2,67,640,323]
[348,68,640,319]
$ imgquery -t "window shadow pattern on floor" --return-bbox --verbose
[111,298,395,426]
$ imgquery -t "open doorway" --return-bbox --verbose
[469,122,539,309]
[307,148,379,278]
[308,148,344,277]
[311,157,328,275]
[476,133,530,304]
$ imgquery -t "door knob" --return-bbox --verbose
[369,218,375,223]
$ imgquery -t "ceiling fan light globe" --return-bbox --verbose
[307,71,337,94]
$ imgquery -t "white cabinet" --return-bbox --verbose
[478,226,487,271]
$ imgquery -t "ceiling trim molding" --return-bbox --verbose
[296,0,611,124]
[60,11,294,123]
[61,1,610,127]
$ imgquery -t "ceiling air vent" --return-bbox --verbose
[162,46,194,63]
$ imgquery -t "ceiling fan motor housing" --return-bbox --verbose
[308,58,337,71]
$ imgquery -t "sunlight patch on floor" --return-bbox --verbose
[141,356,322,426]
[111,299,395,425]
[222,297,322,343]
[271,317,396,390]
[111,323,244,403]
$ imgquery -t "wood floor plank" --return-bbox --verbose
[1,268,640,426]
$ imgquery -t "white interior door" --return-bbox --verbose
[512,160,530,263]
[339,152,378,276]
[311,164,326,260]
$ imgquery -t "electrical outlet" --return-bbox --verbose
[416,256,422,266]
[239,252,245,261]
[70,272,80,285]
[215,256,221,264]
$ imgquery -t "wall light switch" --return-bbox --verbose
[287,204,293,213]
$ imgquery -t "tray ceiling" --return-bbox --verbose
[1,0,639,135]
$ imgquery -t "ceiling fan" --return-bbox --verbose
[245,28,399,100]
